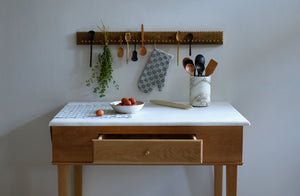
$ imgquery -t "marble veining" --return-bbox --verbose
[190,76,211,107]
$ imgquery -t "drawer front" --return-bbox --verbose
[92,138,203,164]
[51,126,243,165]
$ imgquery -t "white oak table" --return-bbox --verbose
[49,102,249,196]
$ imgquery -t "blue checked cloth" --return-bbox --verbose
[138,49,174,93]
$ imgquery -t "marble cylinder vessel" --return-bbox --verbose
[190,76,211,107]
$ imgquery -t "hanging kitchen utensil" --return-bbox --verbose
[139,24,147,56]
[176,31,181,66]
[88,30,95,68]
[131,38,138,61]
[125,33,131,64]
[205,59,218,76]
[195,54,205,76]
[117,35,124,58]
[187,33,193,56]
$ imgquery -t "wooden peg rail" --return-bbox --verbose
[76,31,223,45]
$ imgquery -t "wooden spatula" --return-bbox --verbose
[205,59,218,76]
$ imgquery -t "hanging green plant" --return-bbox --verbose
[86,23,119,98]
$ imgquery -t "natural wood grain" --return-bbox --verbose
[150,100,193,109]
[92,138,202,164]
[205,59,218,76]
[57,165,69,196]
[76,31,223,45]
[214,165,223,196]
[51,126,243,164]
[74,165,82,196]
[226,165,238,196]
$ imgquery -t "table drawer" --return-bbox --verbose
[92,134,203,164]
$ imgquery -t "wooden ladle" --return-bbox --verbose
[139,24,147,56]
[117,35,124,58]
[125,33,131,64]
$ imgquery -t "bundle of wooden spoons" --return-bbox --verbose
[182,56,218,77]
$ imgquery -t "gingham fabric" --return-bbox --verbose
[138,49,173,93]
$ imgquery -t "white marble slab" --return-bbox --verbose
[49,102,250,126]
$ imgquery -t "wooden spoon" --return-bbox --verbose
[185,63,195,76]
[125,33,131,64]
[117,35,124,58]
[139,24,147,56]
[176,31,181,66]
[182,57,195,76]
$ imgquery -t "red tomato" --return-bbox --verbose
[129,98,136,104]
[96,110,104,116]
[123,99,132,105]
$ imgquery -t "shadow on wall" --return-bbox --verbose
[0,110,59,196]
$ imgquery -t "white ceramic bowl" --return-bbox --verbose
[110,101,145,114]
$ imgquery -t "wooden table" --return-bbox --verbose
[49,102,249,196]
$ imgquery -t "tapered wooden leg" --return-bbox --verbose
[58,165,69,196]
[226,165,237,196]
[74,165,82,196]
[214,165,223,196]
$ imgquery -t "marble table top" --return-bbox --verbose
[49,102,250,126]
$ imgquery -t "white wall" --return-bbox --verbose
[1,0,300,195]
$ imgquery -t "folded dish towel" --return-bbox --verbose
[138,48,174,93]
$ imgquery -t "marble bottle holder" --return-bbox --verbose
[190,76,211,107]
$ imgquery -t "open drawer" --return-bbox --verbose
[92,134,203,165]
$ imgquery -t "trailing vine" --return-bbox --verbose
[86,23,119,98]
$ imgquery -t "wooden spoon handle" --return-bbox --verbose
[141,24,144,46]
[125,33,131,64]
[126,42,129,64]
[177,42,179,66]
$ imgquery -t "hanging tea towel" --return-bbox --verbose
[138,48,174,93]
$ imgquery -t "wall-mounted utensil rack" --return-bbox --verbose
[76,31,223,45]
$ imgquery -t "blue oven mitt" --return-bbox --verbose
[138,48,173,93]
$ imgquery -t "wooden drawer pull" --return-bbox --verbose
[144,150,150,156]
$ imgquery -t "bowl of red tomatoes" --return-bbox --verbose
[110,98,144,114]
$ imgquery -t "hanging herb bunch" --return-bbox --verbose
[86,23,119,98]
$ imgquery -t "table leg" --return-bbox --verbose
[214,165,223,196]
[58,165,69,196]
[74,165,82,196]
[226,165,237,196]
